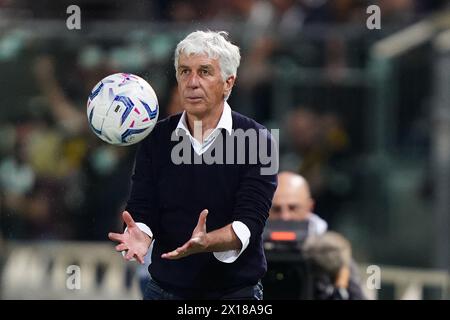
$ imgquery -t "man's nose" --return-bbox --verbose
[187,73,200,88]
[280,209,292,221]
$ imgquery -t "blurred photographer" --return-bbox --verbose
[302,231,353,300]
[268,171,366,299]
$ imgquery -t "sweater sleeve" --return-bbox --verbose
[125,132,159,235]
[232,129,278,244]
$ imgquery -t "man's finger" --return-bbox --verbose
[115,243,128,252]
[135,254,145,265]
[161,248,185,259]
[196,209,208,228]
[108,232,124,243]
[161,237,201,259]
[122,211,137,229]
[161,251,178,259]
[125,249,135,260]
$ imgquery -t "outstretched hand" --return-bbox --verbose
[108,211,152,264]
[161,209,209,260]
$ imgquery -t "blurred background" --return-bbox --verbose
[0,0,450,299]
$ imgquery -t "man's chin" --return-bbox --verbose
[184,104,207,116]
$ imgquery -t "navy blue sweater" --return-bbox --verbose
[126,111,278,296]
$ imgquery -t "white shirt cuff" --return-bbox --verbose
[213,221,251,263]
[124,222,153,239]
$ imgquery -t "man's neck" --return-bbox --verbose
[186,103,224,142]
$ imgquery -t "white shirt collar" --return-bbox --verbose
[175,102,233,155]
[176,101,233,137]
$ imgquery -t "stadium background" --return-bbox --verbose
[0,0,449,299]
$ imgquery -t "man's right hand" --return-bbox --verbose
[108,211,152,264]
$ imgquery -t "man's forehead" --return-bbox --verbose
[178,53,219,66]
[274,184,309,201]
[273,190,302,202]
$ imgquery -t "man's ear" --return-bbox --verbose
[224,76,236,96]
[309,198,315,213]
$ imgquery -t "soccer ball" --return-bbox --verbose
[87,73,159,146]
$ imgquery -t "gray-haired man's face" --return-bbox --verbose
[176,53,234,118]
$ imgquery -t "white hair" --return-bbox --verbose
[174,30,241,100]
[302,232,352,280]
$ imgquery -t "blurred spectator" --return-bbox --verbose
[235,0,305,122]
[167,0,199,22]
[304,0,366,24]
[282,107,352,227]
[270,0,306,36]
[378,0,415,24]
[23,184,58,239]
[0,140,35,238]
[269,171,366,299]
[0,141,35,199]
[33,53,107,136]
[302,231,355,300]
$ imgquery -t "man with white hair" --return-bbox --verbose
[108,30,278,299]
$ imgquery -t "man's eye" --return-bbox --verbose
[180,69,188,75]
[200,69,209,75]
[271,206,282,214]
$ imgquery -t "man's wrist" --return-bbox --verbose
[143,232,152,248]
[134,222,153,238]
[199,232,211,252]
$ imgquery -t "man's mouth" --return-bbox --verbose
[186,97,203,102]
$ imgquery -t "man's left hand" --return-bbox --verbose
[161,209,209,259]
